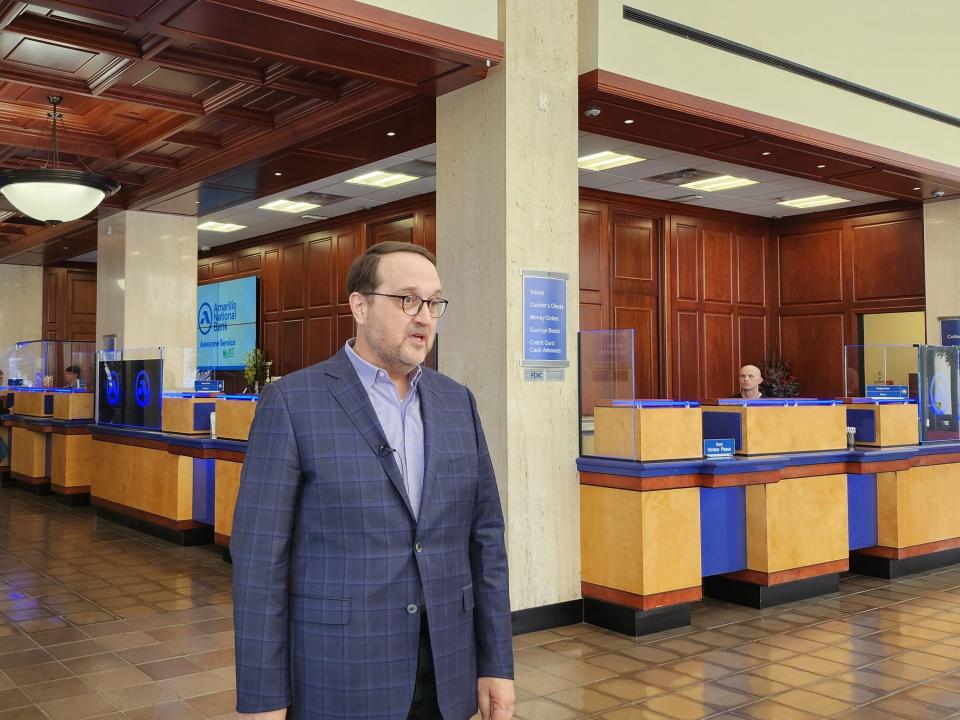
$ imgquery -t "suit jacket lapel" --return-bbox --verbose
[325,350,415,519]
[416,372,441,529]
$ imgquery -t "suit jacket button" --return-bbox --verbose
[406,604,418,614]
[415,541,423,553]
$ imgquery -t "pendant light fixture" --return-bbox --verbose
[0,95,120,225]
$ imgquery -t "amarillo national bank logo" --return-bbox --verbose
[105,370,120,405]
[135,370,151,408]
[198,302,213,335]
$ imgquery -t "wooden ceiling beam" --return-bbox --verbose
[153,47,262,85]
[5,12,140,59]
[0,156,144,186]
[0,125,115,159]
[127,152,179,170]
[0,2,26,30]
[114,110,197,160]
[166,130,221,150]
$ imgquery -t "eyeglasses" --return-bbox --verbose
[363,292,449,318]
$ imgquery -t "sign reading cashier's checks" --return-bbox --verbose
[521,270,568,381]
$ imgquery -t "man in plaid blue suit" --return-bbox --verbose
[232,242,514,720]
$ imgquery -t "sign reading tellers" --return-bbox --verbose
[522,272,568,365]
[197,276,257,371]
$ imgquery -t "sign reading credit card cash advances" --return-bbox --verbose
[197,276,257,371]
[522,271,568,366]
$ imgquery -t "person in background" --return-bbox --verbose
[64,365,82,389]
[737,364,764,399]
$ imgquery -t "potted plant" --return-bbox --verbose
[243,348,267,391]
[760,355,800,397]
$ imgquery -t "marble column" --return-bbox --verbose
[923,198,960,342]
[0,265,42,351]
[96,210,198,389]
[436,0,580,612]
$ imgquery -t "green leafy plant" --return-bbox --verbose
[760,355,800,397]
[243,348,267,389]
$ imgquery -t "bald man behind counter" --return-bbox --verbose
[737,365,763,400]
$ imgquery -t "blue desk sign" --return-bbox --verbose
[521,270,568,368]
[195,380,224,393]
[941,317,960,347]
[866,384,908,399]
[704,438,735,458]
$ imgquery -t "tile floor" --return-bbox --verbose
[4,487,960,719]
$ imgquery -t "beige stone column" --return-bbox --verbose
[96,210,198,389]
[436,0,580,611]
[0,265,42,351]
[924,198,960,342]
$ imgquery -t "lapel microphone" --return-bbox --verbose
[378,442,393,457]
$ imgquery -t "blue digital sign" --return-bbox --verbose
[197,276,257,371]
[704,438,735,458]
[522,273,567,365]
[866,385,908,399]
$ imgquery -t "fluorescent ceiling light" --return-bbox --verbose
[346,170,419,188]
[577,151,645,171]
[679,175,757,192]
[777,195,850,209]
[259,199,322,213]
[198,221,246,232]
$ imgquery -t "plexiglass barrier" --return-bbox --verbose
[579,329,636,459]
[95,346,164,429]
[918,345,960,443]
[843,344,919,399]
[0,340,95,389]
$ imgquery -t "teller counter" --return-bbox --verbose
[1,389,95,503]
[579,398,958,637]
[87,394,256,550]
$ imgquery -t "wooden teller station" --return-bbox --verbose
[578,356,960,637]
[89,387,256,549]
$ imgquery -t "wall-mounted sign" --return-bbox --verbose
[940,317,960,347]
[197,276,258,371]
[521,270,568,368]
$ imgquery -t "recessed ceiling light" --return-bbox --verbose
[577,151,645,171]
[777,195,850,209]
[913,186,921,191]
[346,170,420,188]
[386,131,396,137]
[194,200,200,204]
[762,151,771,156]
[198,221,246,232]
[259,199,322,213]
[623,119,634,124]
[679,175,757,192]
[816,164,826,169]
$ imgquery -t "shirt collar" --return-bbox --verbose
[345,339,422,391]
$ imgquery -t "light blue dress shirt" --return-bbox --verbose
[345,340,425,518]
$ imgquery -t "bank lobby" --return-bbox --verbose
[3,1,960,719]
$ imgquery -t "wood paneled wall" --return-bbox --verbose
[580,191,772,401]
[43,266,97,342]
[196,191,922,401]
[197,199,436,383]
[774,208,924,398]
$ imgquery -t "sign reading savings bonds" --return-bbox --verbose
[522,271,568,367]
[197,276,258,371]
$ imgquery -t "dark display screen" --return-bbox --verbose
[97,359,163,429]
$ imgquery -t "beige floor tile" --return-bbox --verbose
[101,682,179,710]
[547,685,623,713]
[126,699,208,720]
[39,692,118,720]
[21,676,95,703]
[80,664,153,691]
[3,661,72,686]
[159,670,233,699]
[184,688,237,717]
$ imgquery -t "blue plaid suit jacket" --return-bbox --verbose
[231,349,513,720]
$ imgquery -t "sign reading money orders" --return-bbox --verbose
[522,271,568,381]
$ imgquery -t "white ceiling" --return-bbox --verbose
[72,132,895,263]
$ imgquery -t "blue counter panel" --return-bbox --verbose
[847,473,878,550]
[192,458,216,525]
[847,409,877,443]
[700,486,747,577]
[702,411,743,451]
[192,402,215,432]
